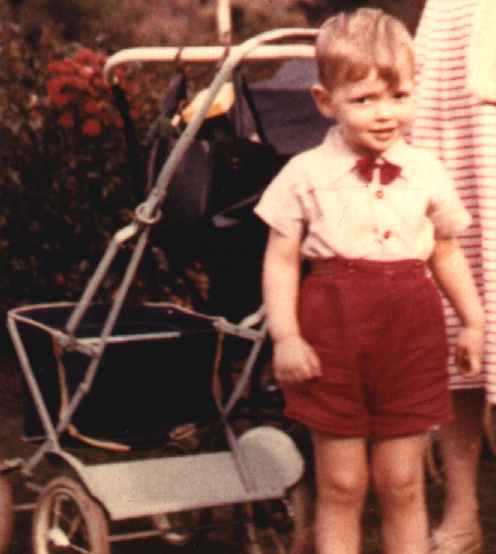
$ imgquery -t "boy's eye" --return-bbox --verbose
[351,95,373,104]
[394,90,411,100]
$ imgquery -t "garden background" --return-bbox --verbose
[0,1,495,553]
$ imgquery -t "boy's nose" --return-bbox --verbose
[375,100,394,119]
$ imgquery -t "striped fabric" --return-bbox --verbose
[410,0,496,404]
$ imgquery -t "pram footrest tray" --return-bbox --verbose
[78,425,304,520]
[81,451,280,520]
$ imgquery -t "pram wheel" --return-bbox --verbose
[0,476,13,554]
[32,476,109,554]
[244,480,312,554]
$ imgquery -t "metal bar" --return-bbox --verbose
[22,441,53,476]
[56,229,151,435]
[214,319,264,342]
[134,29,318,225]
[104,39,317,84]
[65,225,137,336]
[74,331,182,347]
[13,503,36,513]
[69,29,317,338]
[224,421,256,492]
[223,320,268,418]
[24,481,43,493]
[6,315,60,449]
[109,529,162,543]
[216,0,232,45]
[109,515,248,543]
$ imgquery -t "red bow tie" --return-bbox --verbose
[355,157,401,185]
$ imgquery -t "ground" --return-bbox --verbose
[0,349,495,553]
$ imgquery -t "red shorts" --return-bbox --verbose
[282,257,453,439]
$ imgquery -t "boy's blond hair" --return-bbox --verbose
[315,8,415,91]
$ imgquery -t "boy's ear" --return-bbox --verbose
[311,83,335,119]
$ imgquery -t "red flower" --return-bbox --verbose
[120,81,139,96]
[92,77,107,90]
[80,66,95,79]
[46,75,90,107]
[74,47,105,66]
[47,77,74,107]
[58,111,75,129]
[64,75,91,92]
[113,115,124,128]
[47,59,77,75]
[45,47,141,136]
[114,68,127,83]
[82,118,102,137]
[83,99,102,114]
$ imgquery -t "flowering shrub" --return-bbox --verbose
[0,0,311,326]
[0,21,213,329]
[45,48,140,138]
[0,28,161,319]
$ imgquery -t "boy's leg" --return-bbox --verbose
[312,431,368,554]
[371,433,429,554]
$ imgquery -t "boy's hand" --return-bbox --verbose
[455,326,484,377]
[273,335,321,384]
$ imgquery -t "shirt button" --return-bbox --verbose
[383,230,392,239]
[375,189,384,199]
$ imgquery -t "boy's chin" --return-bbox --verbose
[358,140,395,156]
[344,135,395,156]
[352,144,390,157]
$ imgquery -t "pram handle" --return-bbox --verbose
[70,29,318,338]
[128,28,318,222]
[104,28,317,85]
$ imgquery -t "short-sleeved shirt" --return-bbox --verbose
[254,127,471,261]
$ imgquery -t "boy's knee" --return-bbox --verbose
[318,468,368,506]
[372,464,423,507]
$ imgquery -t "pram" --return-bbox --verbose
[1,26,321,554]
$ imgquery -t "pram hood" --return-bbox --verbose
[251,58,329,154]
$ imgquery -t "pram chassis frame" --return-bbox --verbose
[7,301,268,489]
[39,31,318,459]
[4,28,317,546]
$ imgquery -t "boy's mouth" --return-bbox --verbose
[370,128,396,140]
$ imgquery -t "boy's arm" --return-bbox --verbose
[428,238,485,376]
[262,228,321,383]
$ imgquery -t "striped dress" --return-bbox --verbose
[410,0,496,404]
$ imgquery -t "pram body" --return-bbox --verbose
[1,28,319,554]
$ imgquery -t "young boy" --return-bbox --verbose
[254,8,484,554]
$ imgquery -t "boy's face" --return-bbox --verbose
[312,67,415,156]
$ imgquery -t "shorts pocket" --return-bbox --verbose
[299,276,346,350]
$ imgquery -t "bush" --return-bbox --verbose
[0,25,160,315]
[0,0,313,323]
